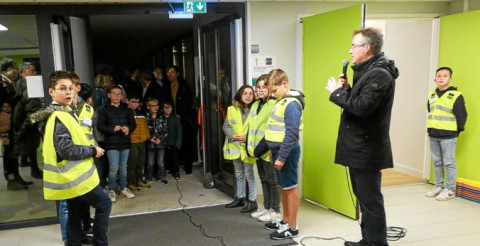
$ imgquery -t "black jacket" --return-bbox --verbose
[97,102,136,150]
[329,53,399,170]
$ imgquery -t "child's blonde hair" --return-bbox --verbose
[265,69,288,87]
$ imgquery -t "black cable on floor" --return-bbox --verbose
[175,179,226,246]
[297,167,407,245]
[387,226,407,241]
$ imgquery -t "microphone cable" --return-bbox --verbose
[175,179,226,246]
[298,167,407,245]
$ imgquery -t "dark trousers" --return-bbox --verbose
[66,185,112,246]
[127,143,145,184]
[94,141,109,188]
[165,146,180,177]
[349,167,388,246]
[256,159,280,212]
[3,143,19,180]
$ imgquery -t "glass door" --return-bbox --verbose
[199,17,242,195]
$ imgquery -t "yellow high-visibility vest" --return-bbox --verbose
[265,98,303,143]
[223,106,255,164]
[78,102,95,145]
[43,110,99,200]
[247,99,276,161]
[427,90,461,131]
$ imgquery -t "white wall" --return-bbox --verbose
[380,19,435,177]
[248,2,450,180]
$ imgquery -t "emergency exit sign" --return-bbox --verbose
[184,1,207,13]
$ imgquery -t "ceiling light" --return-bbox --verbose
[0,24,8,31]
[168,11,193,19]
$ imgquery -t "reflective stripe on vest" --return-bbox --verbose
[78,103,95,145]
[247,99,276,161]
[43,110,99,200]
[265,98,303,143]
[426,90,460,131]
[223,106,255,164]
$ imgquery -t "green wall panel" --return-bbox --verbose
[436,10,480,182]
[303,4,363,219]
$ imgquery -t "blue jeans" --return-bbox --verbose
[429,137,457,190]
[146,148,165,179]
[59,200,68,242]
[107,149,129,190]
[66,185,112,246]
[233,159,256,201]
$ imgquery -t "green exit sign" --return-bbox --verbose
[184,1,207,14]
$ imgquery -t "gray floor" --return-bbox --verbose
[2,182,480,245]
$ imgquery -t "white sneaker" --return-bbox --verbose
[436,188,455,201]
[108,190,117,202]
[258,209,281,222]
[121,187,135,199]
[251,208,268,219]
[425,186,443,197]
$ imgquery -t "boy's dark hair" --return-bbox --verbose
[162,101,173,108]
[436,67,453,77]
[127,93,141,100]
[78,83,94,100]
[108,84,123,93]
[49,71,71,89]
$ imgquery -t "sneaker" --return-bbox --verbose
[160,178,168,184]
[121,187,135,199]
[108,190,116,202]
[270,223,299,240]
[265,219,285,231]
[425,186,443,197]
[258,209,281,222]
[436,188,455,201]
[251,208,268,219]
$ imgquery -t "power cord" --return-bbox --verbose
[175,179,226,246]
[297,167,407,245]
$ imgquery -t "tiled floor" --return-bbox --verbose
[1,183,480,246]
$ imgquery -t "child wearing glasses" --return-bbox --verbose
[146,98,169,183]
[97,85,137,202]
[126,94,151,191]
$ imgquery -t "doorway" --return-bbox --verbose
[0,2,246,229]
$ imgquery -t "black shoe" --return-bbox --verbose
[225,197,245,208]
[81,235,93,245]
[15,175,33,185]
[344,239,370,246]
[241,200,258,213]
[31,170,43,179]
[7,180,28,190]
[161,178,168,184]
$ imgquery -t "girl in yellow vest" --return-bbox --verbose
[41,71,111,246]
[223,85,257,213]
[247,74,281,222]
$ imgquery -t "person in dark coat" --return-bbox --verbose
[164,66,194,174]
[137,69,163,110]
[326,27,399,246]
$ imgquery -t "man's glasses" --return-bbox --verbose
[350,44,366,49]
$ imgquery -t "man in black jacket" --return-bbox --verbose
[326,27,399,246]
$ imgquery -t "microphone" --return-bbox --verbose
[342,59,349,77]
[341,59,349,88]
